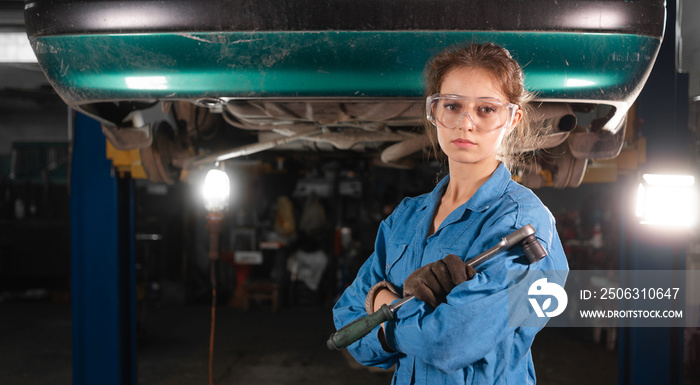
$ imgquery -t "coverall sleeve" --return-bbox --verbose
[331,206,404,369]
[383,209,568,373]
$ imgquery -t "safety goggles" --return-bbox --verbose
[426,94,519,132]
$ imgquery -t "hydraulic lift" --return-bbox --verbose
[617,0,689,383]
[70,111,136,385]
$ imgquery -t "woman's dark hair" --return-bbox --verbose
[423,42,538,171]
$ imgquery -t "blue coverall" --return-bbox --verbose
[332,163,569,384]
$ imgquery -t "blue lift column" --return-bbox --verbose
[618,0,690,383]
[70,111,137,385]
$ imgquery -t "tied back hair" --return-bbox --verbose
[423,42,541,172]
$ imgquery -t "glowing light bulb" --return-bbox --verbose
[636,174,697,228]
[202,169,230,213]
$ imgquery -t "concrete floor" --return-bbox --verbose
[0,300,697,385]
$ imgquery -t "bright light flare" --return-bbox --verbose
[636,174,697,228]
[202,169,230,213]
[0,33,37,63]
[124,76,168,90]
[565,78,596,88]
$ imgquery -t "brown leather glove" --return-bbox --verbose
[403,254,476,308]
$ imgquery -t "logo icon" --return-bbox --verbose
[528,278,568,318]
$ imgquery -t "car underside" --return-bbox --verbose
[24,0,666,187]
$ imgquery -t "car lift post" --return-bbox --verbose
[618,1,687,383]
[70,111,137,385]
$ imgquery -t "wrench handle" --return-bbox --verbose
[327,304,393,350]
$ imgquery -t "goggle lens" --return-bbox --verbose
[427,95,517,132]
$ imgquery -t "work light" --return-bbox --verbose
[635,173,697,228]
[202,168,230,213]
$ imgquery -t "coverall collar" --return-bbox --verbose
[421,162,511,219]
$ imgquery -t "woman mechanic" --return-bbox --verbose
[332,42,569,384]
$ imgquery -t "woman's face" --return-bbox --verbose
[435,66,521,168]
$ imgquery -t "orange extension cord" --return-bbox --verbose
[209,262,217,385]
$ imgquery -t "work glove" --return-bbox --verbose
[365,280,400,314]
[403,254,476,308]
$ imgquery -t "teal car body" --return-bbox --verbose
[31,31,657,102]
